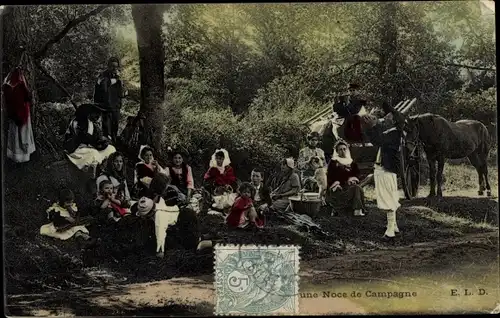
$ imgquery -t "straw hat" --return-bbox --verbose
[133,197,155,216]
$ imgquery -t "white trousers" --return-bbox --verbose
[374,165,401,237]
[154,200,180,253]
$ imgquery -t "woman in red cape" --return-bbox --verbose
[203,148,236,194]
[3,67,36,163]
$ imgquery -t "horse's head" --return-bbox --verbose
[402,116,421,154]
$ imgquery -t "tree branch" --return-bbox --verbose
[440,63,496,72]
[411,62,496,72]
[332,60,378,77]
[34,62,78,109]
[34,5,112,60]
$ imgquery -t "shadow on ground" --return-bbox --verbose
[6,287,213,316]
[402,196,498,225]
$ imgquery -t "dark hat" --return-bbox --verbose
[108,56,120,66]
[79,103,106,113]
[75,104,105,119]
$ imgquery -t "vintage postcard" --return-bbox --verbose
[2,1,498,316]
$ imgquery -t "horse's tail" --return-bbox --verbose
[478,122,492,158]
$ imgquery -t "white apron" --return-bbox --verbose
[154,198,180,253]
[6,116,36,163]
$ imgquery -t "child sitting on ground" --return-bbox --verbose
[95,180,130,223]
[226,182,265,229]
[40,188,96,248]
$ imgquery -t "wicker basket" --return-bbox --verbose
[289,194,322,218]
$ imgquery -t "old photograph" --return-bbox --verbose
[2,2,498,316]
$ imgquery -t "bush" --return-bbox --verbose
[443,88,497,124]
[162,105,310,182]
[160,73,318,181]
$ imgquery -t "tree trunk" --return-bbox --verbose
[131,4,166,152]
[378,2,399,106]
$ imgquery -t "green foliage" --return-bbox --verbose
[162,103,309,179]
[29,5,132,102]
[443,88,497,123]
[7,3,497,171]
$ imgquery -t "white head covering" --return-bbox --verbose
[332,140,353,165]
[209,148,231,168]
[284,157,295,169]
[138,144,152,161]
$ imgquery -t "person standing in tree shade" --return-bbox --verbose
[93,57,127,143]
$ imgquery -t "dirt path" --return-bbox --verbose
[10,230,498,316]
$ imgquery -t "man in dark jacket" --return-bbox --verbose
[93,57,126,143]
[250,168,272,211]
[333,83,367,118]
[362,109,406,241]
[333,83,367,143]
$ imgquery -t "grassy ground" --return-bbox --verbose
[4,156,499,315]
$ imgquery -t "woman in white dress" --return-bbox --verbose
[64,103,116,177]
[2,67,36,163]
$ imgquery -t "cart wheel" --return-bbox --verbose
[400,143,421,200]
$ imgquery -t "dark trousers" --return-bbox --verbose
[102,110,120,143]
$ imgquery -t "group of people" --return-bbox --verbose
[298,83,407,240]
[37,56,405,252]
[298,132,366,217]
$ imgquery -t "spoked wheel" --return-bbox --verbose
[400,142,421,200]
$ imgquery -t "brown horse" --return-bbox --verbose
[404,113,492,197]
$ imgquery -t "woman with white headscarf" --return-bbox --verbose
[203,148,236,194]
[269,158,301,213]
[133,145,167,197]
[325,140,366,216]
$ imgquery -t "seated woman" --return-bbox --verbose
[64,103,116,177]
[326,140,365,216]
[226,182,265,229]
[96,152,131,204]
[40,188,96,248]
[166,149,195,201]
[134,145,167,198]
[203,148,236,194]
[269,158,301,213]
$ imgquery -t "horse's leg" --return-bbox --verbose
[479,142,492,197]
[468,152,485,196]
[428,158,437,197]
[436,157,445,197]
[477,150,492,197]
[483,164,492,197]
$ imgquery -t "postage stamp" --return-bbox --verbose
[214,244,300,316]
